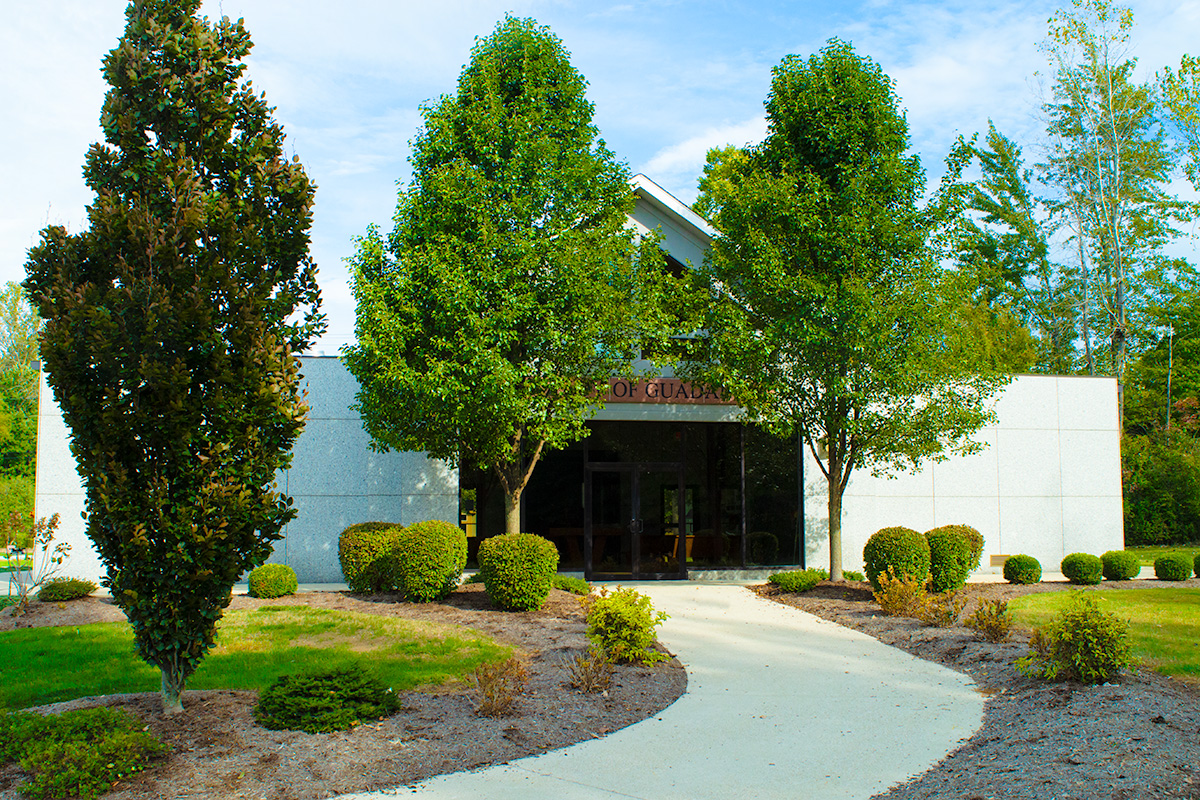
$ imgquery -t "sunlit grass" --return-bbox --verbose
[0,605,511,710]
[1010,589,1200,681]
[1126,545,1200,568]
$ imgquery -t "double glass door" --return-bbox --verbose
[585,462,686,579]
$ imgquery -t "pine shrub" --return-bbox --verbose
[925,528,972,593]
[247,564,298,598]
[393,520,467,602]
[36,577,98,602]
[338,522,403,593]
[768,569,824,593]
[1003,554,1042,585]
[584,587,668,664]
[254,665,400,733]
[1100,550,1141,582]
[863,526,930,591]
[1061,552,1102,585]
[1016,593,1133,684]
[478,533,559,611]
[1154,552,1192,581]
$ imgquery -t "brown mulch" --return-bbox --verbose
[761,577,1200,800]
[0,585,687,800]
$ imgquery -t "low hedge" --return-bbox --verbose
[863,527,930,591]
[1003,554,1042,585]
[338,522,403,593]
[1100,550,1141,582]
[1061,553,1103,585]
[393,520,468,602]
[1154,552,1192,581]
[36,577,98,602]
[478,533,559,611]
[248,564,298,598]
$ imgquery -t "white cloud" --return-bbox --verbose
[640,118,768,202]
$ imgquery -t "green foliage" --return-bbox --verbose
[685,38,1004,580]
[338,522,403,594]
[254,664,400,733]
[23,1,323,713]
[0,479,34,543]
[0,707,165,800]
[584,587,668,665]
[925,528,973,593]
[842,570,865,582]
[916,590,967,628]
[344,15,680,536]
[1016,593,1134,684]
[393,520,468,602]
[478,533,559,611]
[768,569,824,593]
[1100,550,1142,581]
[1154,552,1192,581]
[1003,554,1042,584]
[1122,429,1200,545]
[1195,552,1200,578]
[1061,552,1103,585]
[247,564,298,599]
[927,524,984,571]
[36,577,98,602]
[872,569,928,617]
[863,527,931,591]
[965,599,1014,642]
[552,574,591,595]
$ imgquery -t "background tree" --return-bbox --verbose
[24,0,322,714]
[345,16,676,535]
[0,282,40,527]
[688,40,1007,580]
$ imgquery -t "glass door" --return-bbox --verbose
[585,462,685,580]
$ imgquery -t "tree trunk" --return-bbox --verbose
[827,472,843,581]
[503,486,522,535]
[160,666,185,715]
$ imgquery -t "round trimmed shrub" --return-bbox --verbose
[478,533,559,611]
[1003,554,1042,585]
[925,528,972,593]
[248,563,298,598]
[338,522,403,593]
[36,577,98,602]
[1061,552,1103,585]
[392,520,468,602]
[863,527,930,591]
[926,524,984,571]
[1154,552,1192,581]
[1100,550,1141,582]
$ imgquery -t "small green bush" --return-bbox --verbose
[925,528,972,593]
[746,531,779,564]
[0,707,165,800]
[1003,554,1042,584]
[36,577,98,602]
[965,599,1013,643]
[1195,552,1200,579]
[552,574,591,595]
[338,522,403,593]
[842,569,865,582]
[248,564,298,598]
[584,587,668,664]
[393,520,468,602]
[1154,552,1192,581]
[478,533,559,611]
[872,569,927,617]
[863,526,930,591]
[927,524,984,570]
[254,665,401,733]
[1100,550,1141,582]
[1061,552,1103,585]
[768,569,824,593]
[1016,593,1133,684]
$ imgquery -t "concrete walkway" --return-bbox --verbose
[337,582,984,800]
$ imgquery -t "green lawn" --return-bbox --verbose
[1126,545,1200,567]
[0,605,511,710]
[1009,588,1200,681]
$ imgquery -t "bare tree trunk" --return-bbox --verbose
[827,475,843,581]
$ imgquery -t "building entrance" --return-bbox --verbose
[585,462,686,580]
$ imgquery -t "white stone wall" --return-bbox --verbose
[33,356,458,585]
[802,374,1123,574]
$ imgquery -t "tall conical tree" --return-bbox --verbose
[24,0,323,714]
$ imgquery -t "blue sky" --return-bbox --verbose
[3,0,1198,353]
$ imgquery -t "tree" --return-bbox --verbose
[687,40,1006,580]
[345,16,674,535]
[23,0,322,714]
[0,282,40,482]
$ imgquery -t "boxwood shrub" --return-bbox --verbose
[863,527,930,591]
[478,533,559,611]
[1061,552,1102,585]
[926,524,984,571]
[393,520,468,602]
[1003,554,1042,585]
[1154,552,1192,581]
[1100,550,1141,582]
[338,522,403,593]
[248,564,298,598]
[925,528,972,593]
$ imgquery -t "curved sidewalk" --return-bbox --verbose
[338,583,983,800]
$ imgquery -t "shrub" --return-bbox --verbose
[478,533,559,611]
[916,591,967,627]
[768,569,824,593]
[1100,550,1141,582]
[746,531,779,564]
[0,707,165,800]
[552,574,591,595]
[247,564,298,599]
[1195,552,1200,579]
[925,528,972,593]
[254,665,400,733]
[36,577,98,602]
[862,526,930,591]
[338,522,403,593]
[561,645,612,693]
[1061,552,1102,585]
[1003,554,1042,585]
[872,569,927,617]
[842,569,865,582]
[965,599,1013,643]
[927,524,984,571]
[584,587,668,665]
[393,520,468,602]
[474,657,528,717]
[1016,593,1133,684]
[1154,552,1192,581]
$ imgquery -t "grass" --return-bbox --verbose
[1126,545,1200,567]
[0,558,32,573]
[1009,588,1200,682]
[0,605,511,710]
